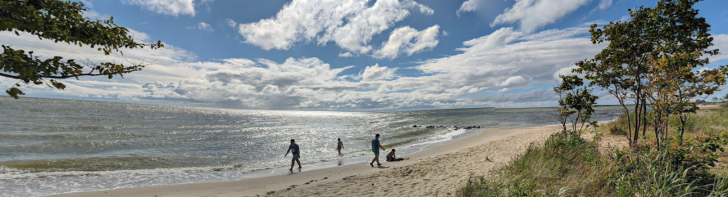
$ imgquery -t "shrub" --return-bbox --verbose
[460,130,613,196]
[459,130,728,197]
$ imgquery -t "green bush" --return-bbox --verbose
[460,131,613,196]
[459,130,728,197]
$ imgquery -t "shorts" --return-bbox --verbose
[337,147,342,151]
[372,148,379,156]
[292,153,299,159]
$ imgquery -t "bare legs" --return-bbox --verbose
[290,158,301,171]
[370,155,381,166]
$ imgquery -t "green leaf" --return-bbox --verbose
[6,87,25,99]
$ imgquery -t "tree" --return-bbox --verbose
[0,0,163,98]
[554,75,599,135]
[644,50,725,146]
[575,0,726,147]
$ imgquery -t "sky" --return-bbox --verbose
[1,0,728,111]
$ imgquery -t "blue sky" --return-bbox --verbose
[2,0,728,111]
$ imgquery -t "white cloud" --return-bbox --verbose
[373,25,440,59]
[457,0,479,15]
[226,18,236,28]
[338,52,355,57]
[0,29,204,100]
[711,34,728,62]
[553,65,577,80]
[3,25,608,110]
[141,57,362,109]
[123,0,196,17]
[361,64,397,81]
[473,89,556,103]
[17,23,724,110]
[417,4,435,15]
[417,26,604,94]
[237,0,435,56]
[491,0,591,34]
[190,22,214,32]
[126,29,151,41]
[597,0,613,10]
[500,76,526,86]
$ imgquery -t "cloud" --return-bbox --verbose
[597,0,613,10]
[0,24,609,110]
[140,57,363,109]
[473,89,556,103]
[189,21,214,32]
[126,29,151,41]
[457,0,479,15]
[711,34,728,62]
[361,64,397,81]
[19,22,721,110]
[0,29,200,93]
[553,65,578,80]
[237,0,434,56]
[226,18,236,28]
[491,0,591,34]
[338,52,355,57]
[373,25,440,59]
[416,26,604,95]
[500,76,526,86]
[123,0,196,17]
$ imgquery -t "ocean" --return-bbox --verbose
[0,97,623,196]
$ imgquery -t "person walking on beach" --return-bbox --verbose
[336,138,344,154]
[370,134,385,167]
[284,139,301,171]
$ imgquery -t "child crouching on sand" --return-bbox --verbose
[386,149,403,162]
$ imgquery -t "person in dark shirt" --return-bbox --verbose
[370,134,385,167]
[284,139,301,171]
[337,138,344,154]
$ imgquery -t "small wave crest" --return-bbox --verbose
[28,125,112,131]
[0,156,224,173]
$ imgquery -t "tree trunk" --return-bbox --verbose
[623,106,633,146]
[633,97,641,143]
[642,99,647,137]
[679,114,687,145]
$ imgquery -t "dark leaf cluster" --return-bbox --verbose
[0,0,164,98]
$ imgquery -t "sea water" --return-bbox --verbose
[0,97,623,196]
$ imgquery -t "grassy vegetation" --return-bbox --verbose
[601,107,728,141]
[459,107,728,197]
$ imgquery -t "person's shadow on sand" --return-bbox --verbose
[377,166,389,169]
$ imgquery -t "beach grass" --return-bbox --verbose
[459,107,728,197]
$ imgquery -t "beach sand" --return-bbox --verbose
[52,125,561,197]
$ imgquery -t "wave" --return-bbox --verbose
[0,156,210,173]
[0,139,172,154]
[28,125,112,131]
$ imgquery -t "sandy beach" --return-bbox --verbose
[51,125,561,197]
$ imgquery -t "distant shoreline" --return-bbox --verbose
[0,95,639,112]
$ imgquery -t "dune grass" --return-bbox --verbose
[459,108,728,197]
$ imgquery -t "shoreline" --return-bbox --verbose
[52,125,562,197]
